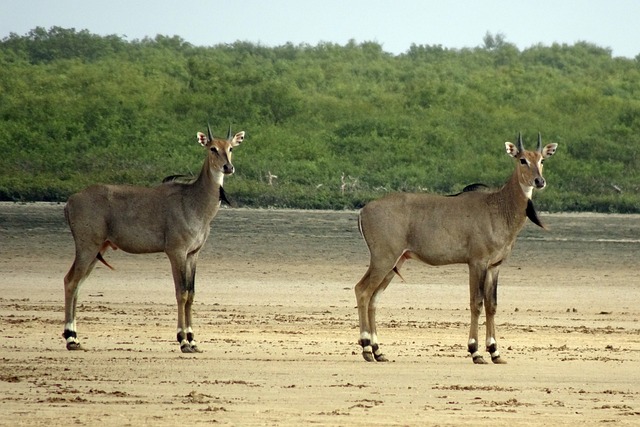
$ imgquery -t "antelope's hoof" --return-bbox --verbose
[374,353,389,362]
[180,343,203,354]
[472,355,488,364]
[492,356,507,364]
[180,344,195,353]
[362,351,376,362]
[66,341,84,351]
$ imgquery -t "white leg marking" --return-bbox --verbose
[64,322,79,344]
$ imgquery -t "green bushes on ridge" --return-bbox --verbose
[1,27,639,212]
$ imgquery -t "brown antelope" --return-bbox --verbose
[355,133,558,363]
[63,124,245,353]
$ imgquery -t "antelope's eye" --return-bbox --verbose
[519,158,528,165]
[210,147,218,153]
[229,147,233,152]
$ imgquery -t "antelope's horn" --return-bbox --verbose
[226,124,232,140]
[207,123,214,142]
[537,132,542,152]
[517,132,524,153]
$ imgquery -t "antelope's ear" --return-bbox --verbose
[542,143,558,159]
[197,132,208,147]
[231,131,245,147]
[505,142,519,158]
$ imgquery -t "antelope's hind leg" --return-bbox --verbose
[355,269,375,361]
[355,264,396,362]
[63,251,100,350]
[368,277,394,362]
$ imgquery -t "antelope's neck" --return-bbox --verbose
[191,159,224,210]
[197,157,224,188]
[495,170,531,230]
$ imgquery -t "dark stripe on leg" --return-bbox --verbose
[359,338,375,362]
[372,344,388,362]
[358,338,371,348]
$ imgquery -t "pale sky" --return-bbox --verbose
[1,0,639,58]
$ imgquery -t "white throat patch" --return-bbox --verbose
[520,184,533,200]
[212,170,224,187]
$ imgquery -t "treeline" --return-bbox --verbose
[1,27,639,212]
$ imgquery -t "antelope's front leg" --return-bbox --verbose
[183,255,202,352]
[176,290,192,352]
[184,290,201,353]
[170,255,198,353]
[484,268,506,364]
[468,265,487,364]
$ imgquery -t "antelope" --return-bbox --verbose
[63,124,245,353]
[355,133,558,364]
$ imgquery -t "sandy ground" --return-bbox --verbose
[0,202,639,426]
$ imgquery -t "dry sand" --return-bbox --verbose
[1,202,639,426]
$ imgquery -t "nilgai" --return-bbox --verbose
[63,124,245,352]
[355,133,558,363]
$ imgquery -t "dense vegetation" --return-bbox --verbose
[1,27,639,212]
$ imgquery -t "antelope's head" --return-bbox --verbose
[197,124,245,177]
[505,133,558,199]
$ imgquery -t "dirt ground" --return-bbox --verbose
[1,202,639,426]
